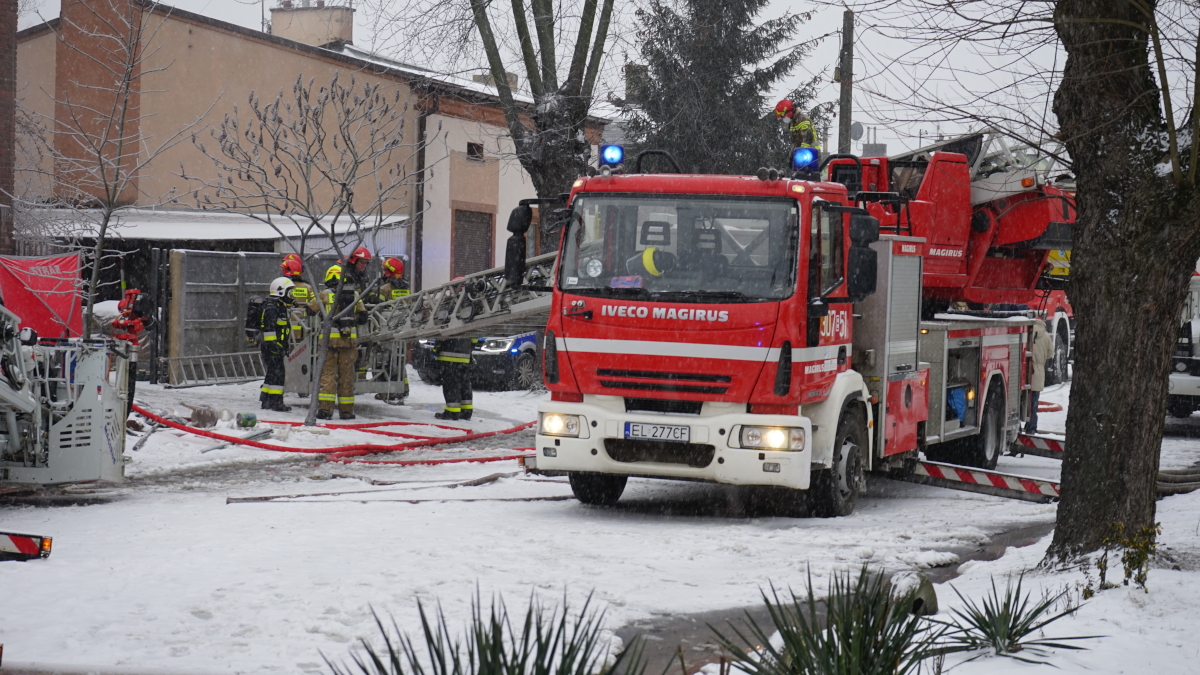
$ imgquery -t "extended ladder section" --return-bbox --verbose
[361,252,558,344]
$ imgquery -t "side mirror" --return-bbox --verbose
[504,233,526,288]
[847,246,878,302]
[504,205,534,288]
[849,214,879,245]
[507,204,533,234]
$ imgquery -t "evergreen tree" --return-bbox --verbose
[621,0,827,175]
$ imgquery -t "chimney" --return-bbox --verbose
[270,0,353,47]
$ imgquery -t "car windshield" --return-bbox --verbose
[559,194,799,302]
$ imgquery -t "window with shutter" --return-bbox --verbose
[452,210,494,277]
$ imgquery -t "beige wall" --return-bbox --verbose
[269,6,354,47]
[420,113,536,289]
[15,29,57,200]
[136,10,415,218]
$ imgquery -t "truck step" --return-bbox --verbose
[1009,433,1066,459]
[887,460,1060,503]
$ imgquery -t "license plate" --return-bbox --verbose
[624,422,690,443]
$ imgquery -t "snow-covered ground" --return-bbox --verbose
[2,375,1200,673]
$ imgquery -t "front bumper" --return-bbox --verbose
[532,397,813,489]
[473,351,517,382]
[1169,372,1200,398]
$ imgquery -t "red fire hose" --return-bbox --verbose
[131,404,535,466]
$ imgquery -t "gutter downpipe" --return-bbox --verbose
[412,84,440,293]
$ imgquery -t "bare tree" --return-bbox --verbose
[363,0,617,201]
[840,0,1199,560]
[187,73,435,426]
[11,0,209,333]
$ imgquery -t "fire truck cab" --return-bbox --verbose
[521,145,1063,517]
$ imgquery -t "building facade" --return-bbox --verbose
[15,0,603,291]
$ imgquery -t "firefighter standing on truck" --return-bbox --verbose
[318,247,370,420]
[774,99,819,150]
[259,277,295,412]
[434,335,479,421]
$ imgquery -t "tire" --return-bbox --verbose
[961,384,1004,470]
[1046,326,1069,385]
[568,472,627,506]
[1168,399,1195,418]
[510,352,539,390]
[417,368,441,386]
[808,407,867,518]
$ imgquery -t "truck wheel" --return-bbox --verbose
[568,472,627,506]
[809,408,866,518]
[961,386,1004,470]
[510,352,539,390]
[1046,327,1069,385]
[1168,399,1195,418]
[417,369,441,386]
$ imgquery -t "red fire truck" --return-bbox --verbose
[513,137,1075,517]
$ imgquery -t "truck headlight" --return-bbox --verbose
[481,337,515,352]
[541,413,581,437]
[739,426,804,451]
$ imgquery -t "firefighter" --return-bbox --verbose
[1026,316,1054,433]
[377,256,410,302]
[373,256,411,403]
[318,247,370,420]
[774,99,819,151]
[111,288,155,418]
[281,254,319,343]
[259,277,295,413]
[434,335,480,421]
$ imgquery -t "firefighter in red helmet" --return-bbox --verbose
[318,246,371,419]
[775,99,819,151]
[377,256,410,302]
[111,288,155,418]
[372,255,411,403]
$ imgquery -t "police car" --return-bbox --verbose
[414,331,540,390]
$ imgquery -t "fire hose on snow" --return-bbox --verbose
[130,404,535,467]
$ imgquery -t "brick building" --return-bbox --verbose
[15,0,605,290]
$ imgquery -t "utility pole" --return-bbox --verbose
[837,10,853,155]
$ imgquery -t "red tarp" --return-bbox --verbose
[0,254,83,338]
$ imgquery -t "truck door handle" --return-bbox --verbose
[565,310,593,319]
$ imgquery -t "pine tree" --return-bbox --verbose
[621,0,826,175]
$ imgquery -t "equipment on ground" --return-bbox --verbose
[517,134,1074,516]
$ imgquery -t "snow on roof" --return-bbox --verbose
[329,44,614,125]
[32,208,408,241]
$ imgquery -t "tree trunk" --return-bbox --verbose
[1048,0,1200,560]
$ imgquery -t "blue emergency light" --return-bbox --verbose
[599,144,625,167]
[792,146,819,172]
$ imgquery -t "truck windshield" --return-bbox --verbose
[560,194,799,302]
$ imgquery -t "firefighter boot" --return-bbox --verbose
[316,410,334,420]
[340,411,356,420]
[434,410,459,421]
[268,395,292,413]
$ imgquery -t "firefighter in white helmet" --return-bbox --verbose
[259,277,295,412]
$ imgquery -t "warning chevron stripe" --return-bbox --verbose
[1015,434,1066,453]
[0,532,51,560]
[913,461,1061,500]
